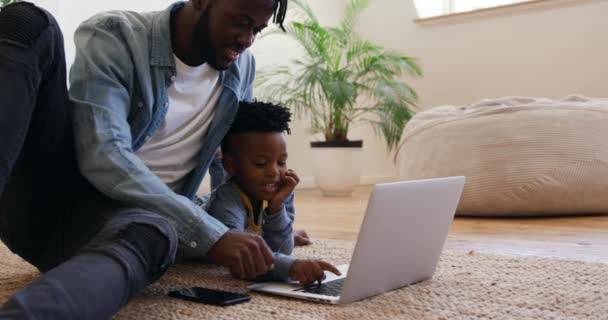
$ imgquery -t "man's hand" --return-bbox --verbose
[294,229,312,246]
[289,259,341,286]
[207,231,274,279]
[268,169,300,214]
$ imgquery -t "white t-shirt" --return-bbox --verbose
[136,56,223,191]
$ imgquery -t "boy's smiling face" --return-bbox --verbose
[222,132,288,202]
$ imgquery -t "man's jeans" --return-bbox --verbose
[0,3,178,319]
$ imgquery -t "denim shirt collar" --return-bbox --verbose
[150,2,180,67]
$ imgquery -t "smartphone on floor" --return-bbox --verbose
[168,287,251,306]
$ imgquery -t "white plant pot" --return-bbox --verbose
[310,141,364,197]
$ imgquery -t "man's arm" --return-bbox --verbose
[209,149,227,191]
[69,18,222,254]
[205,185,295,281]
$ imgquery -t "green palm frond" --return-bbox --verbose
[335,0,369,43]
[290,0,320,25]
[256,0,422,151]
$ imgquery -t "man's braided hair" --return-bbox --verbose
[273,0,288,31]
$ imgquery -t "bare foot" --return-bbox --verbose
[294,229,312,246]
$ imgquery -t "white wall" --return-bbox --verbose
[33,0,605,192]
[357,0,608,110]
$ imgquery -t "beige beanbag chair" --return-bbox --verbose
[397,95,608,216]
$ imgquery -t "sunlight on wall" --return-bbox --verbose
[413,0,534,18]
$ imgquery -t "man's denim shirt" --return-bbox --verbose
[68,2,253,255]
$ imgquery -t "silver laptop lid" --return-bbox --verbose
[339,176,465,304]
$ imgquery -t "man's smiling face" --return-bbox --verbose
[192,0,275,70]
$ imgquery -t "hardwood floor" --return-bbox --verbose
[294,186,608,263]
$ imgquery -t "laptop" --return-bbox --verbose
[247,176,465,304]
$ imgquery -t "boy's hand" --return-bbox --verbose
[289,259,341,286]
[268,169,300,214]
[294,229,312,246]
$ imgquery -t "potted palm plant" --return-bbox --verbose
[256,0,422,196]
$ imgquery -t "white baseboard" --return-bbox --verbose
[295,176,316,189]
[198,173,400,194]
[295,173,400,190]
[361,173,401,185]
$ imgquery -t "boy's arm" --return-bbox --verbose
[252,252,296,282]
[270,252,296,281]
[263,192,295,255]
[69,18,228,255]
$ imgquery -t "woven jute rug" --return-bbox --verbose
[1,239,607,319]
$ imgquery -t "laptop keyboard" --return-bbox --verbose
[295,278,345,296]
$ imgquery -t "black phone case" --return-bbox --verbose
[168,287,251,306]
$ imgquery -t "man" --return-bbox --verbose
[0,0,289,318]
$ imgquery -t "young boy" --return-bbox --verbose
[204,101,340,285]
